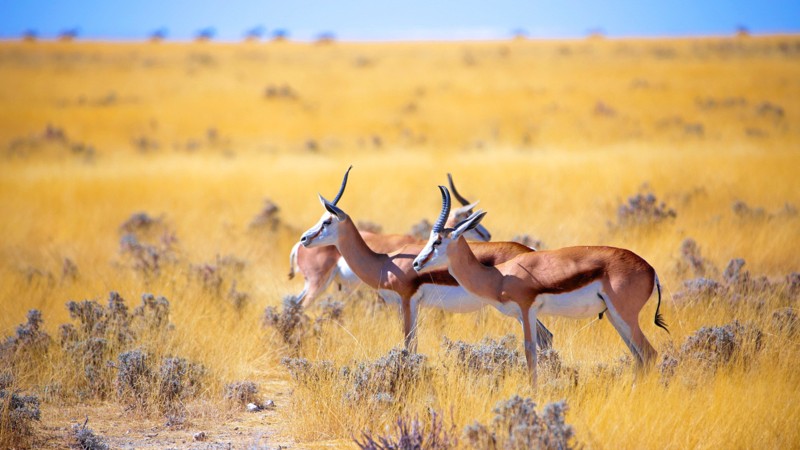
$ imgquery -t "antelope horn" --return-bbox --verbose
[447,173,471,206]
[332,165,353,205]
[433,186,451,233]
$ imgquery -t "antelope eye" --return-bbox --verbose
[323,219,332,226]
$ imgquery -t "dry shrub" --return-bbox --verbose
[463,396,576,450]
[282,348,428,405]
[0,375,41,449]
[658,320,764,385]
[118,212,178,276]
[355,410,458,450]
[69,418,109,450]
[263,296,311,350]
[770,307,798,336]
[264,296,346,351]
[115,349,206,414]
[224,381,259,406]
[0,310,52,364]
[614,192,676,227]
[158,357,206,413]
[674,258,797,306]
[59,292,172,400]
[732,200,796,220]
[344,348,428,404]
[675,238,716,278]
[442,335,524,376]
[281,357,337,387]
[115,349,154,410]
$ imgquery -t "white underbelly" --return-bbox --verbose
[416,284,487,313]
[535,280,606,319]
[485,299,524,320]
[335,258,361,289]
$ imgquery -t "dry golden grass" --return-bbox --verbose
[0,35,798,448]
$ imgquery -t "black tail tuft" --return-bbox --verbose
[654,278,669,334]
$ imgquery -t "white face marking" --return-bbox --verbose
[533,280,607,319]
[412,231,453,273]
[300,211,339,247]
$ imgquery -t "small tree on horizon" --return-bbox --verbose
[58,28,79,41]
[149,27,168,42]
[22,29,37,42]
[195,27,216,42]
[244,25,265,41]
[272,29,289,41]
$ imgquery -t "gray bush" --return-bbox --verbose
[464,396,576,450]
[355,410,457,450]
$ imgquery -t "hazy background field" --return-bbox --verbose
[0,34,799,448]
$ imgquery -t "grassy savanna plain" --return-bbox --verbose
[0,35,798,448]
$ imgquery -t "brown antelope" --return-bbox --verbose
[288,171,493,306]
[413,186,669,386]
[298,168,553,351]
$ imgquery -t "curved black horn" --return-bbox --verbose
[433,186,451,233]
[332,165,353,205]
[447,173,471,206]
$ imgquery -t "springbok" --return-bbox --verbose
[298,168,553,351]
[288,171,492,306]
[413,186,669,386]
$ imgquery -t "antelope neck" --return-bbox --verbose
[447,236,503,302]
[334,217,387,289]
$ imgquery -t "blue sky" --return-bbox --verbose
[2,0,799,41]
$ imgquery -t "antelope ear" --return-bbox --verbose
[453,201,480,216]
[452,210,487,239]
[319,194,347,221]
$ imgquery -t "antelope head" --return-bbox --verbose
[299,166,352,248]
[447,173,491,241]
[413,186,487,273]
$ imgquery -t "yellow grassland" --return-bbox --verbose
[0,36,798,448]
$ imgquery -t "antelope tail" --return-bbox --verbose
[288,241,301,280]
[654,274,669,334]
